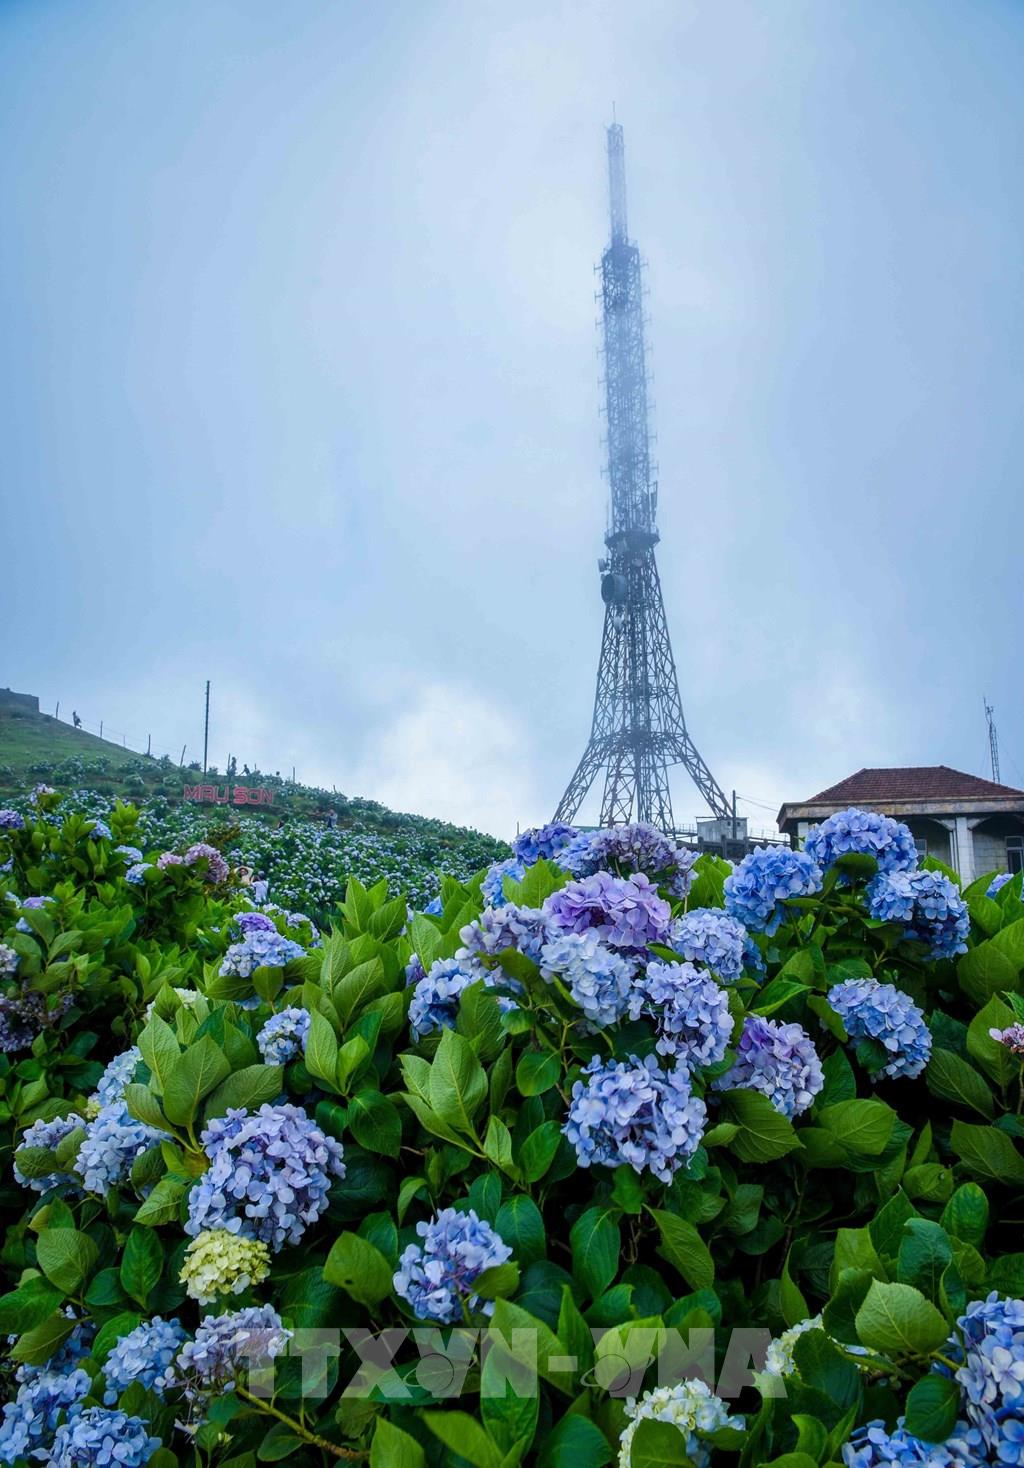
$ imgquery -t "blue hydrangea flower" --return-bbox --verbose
[670,909,747,982]
[0,810,25,831]
[14,1113,88,1194]
[827,977,932,1080]
[867,870,970,960]
[423,894,444,915]
[564,1054,707,1182]
[558,823,696,897]
[257,1006,311,1065]
[543,871,672,951]
[742,933,766,980]
[50,1406,161,1466]
[115,844,143,863]
[16,894,54,932]
[89,820,112,842]
[186,1102,345,1251]
[952,1292,1024,1463]
[714,1014,824,1118]
[628,960,734,1064]
[724,847,823,935]
[394,1207,512,1323]
[459,903,550,963]
[539,930,636,1027]
[805,807,917,876]
[125,863,151,885]
[102,1317,187,1403]
[513,822,578,865]
[220,928,306,977]
[482,857,526,908]
[0,944,18,977]
[174,1304,291,1400]
[0,1367,91,1463]
[408,956,483,1040]
[988,872,1014,898]
[842,1418,976,1467]
[76,1102,166,1195]
[95,1047,141,1109]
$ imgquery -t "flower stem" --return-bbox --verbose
[235,1387,364,1460]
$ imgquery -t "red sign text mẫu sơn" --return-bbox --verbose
[182,784,274,807]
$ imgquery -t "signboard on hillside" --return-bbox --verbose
[183,784,274,807]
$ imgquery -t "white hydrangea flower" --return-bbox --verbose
[618,1379,741,1468]
[180,1228,272,1303]
[763,1314,823,1379]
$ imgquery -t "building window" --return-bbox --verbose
[916,838,929,861]
[1009,837,1023,875]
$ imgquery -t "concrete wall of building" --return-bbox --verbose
[972,815,1024,878]
[904,817,952,866]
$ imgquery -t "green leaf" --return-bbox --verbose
[570,1206,620,1301]
[473,1261,521,1300]
[0,1277,65,1334]
[819,1099,896,1155]
[137,1015,179,1095]
[518,1121,562,1182]
[854,1280,950,1357]
[904,1372,961,1443]
[719,1088,800,1162]
[792,1328,860,1407]
[333,956,388,1023]
[10,1310,75,1366]
[123,1083,170,1131]
[348,1089,402,1157]
[967,996,1019,1087]
[958,940,1018,1006]
[628,1418,695,1466]
[781,1247,809,1327]
[516,1050,561,1097]
[162,1036,231,1126]
[950,1120,1024,1184]
[304,1010,340,1091]
[869,1189,918,1261]
[370,1417,426,1468]
[489,1298,573,1395]
[649,1209,714,1291]
[35,1229,98,1295]
[204,1064,283,1118]
[120,1226,163,1307]
[256,1422,305,1461]
[752,978,809,1015]
[480,1330,539,1461]
[429,1027,487,1133]
[495,1196,546,1268]
[483,1115,516,1175]
[422,1410,503,1468]
[133,1174,188,1227]
[457,982,505,1062]
[323,1233,393,1307]
[897,1219,952,1304]
[537,1415,612,1468]
[925,1049,995,1118]
[941,1183,989,1246]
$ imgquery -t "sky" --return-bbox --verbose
[1,0,1022,840]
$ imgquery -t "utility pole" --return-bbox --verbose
[203,681,211,775]
[146,734,151,757]
[179,744,187,768]
[985,698,1001,784]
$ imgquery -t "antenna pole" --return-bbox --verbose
[985,697,1001,784]
[203,681,211,775]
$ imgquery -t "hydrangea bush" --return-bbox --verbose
[1,796,1023,1466]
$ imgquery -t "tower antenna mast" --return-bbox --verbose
[554,123,730,829]
[985,697,1001,784]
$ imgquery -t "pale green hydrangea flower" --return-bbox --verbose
[180,1228,272,1303]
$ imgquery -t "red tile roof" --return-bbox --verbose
[805,766,1024,804]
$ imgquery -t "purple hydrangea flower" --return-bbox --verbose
[564,1053,707,1182]
[257,1006,311,1065]
[670,908,747,982]
[559,823,696,897]
[235,911,278,936]
[481,857,526,908]
[544,871,672,951]
[102,1316,187,1403]
[14,1113,88,1194]
[156,852,184,870]
[990,1024,1024,1059]
[0,810,25,831]
[185,842,229,883]
[628,960,734,1064]
[867,870,970,960]
[724,847,823,935]
[805,807,917,876]
[513,821,578,865]
[714,1014,824,1118]
[174,1304,291,1401]
[408,956,483,1040]
[827,977,931,1080]
[394,1208,512,1323]
[539,929,636,1027]
[51,1407,161,1467]
[219,928,306,977]
[0,1367,91,1463]
[186,1103,345,1251]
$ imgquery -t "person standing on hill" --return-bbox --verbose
[72,711,82,728]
